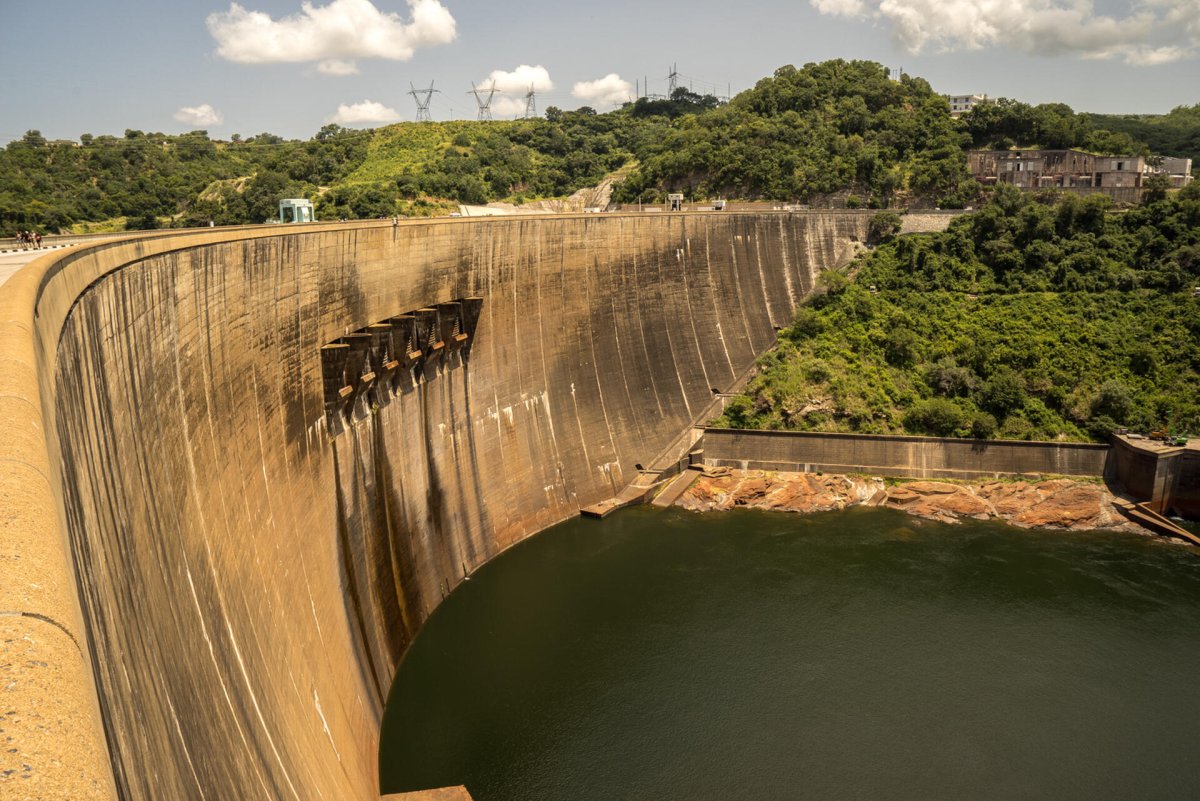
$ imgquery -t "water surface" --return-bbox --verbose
[380,506,1200,801]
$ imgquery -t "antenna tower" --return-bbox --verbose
[468,81,498,121]
[523,85,537,119]
[408,81,440,123]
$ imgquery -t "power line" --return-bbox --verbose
[408,81,440,123]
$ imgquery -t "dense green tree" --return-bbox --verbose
[716,190,1200,441]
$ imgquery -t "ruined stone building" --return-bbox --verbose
[967,149,1146,191]
[1154,156,1194,188]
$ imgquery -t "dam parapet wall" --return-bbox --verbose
[702,428,1111,479]
[1,212,870,800]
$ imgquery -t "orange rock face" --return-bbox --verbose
[884,482,992,523]
[678,470,1143,534]
[678,470,885,514]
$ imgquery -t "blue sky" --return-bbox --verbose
[1,0,1197,143]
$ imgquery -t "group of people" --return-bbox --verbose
[13,230,43,249]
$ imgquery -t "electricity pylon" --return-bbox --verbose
[523,85,537,119]
[468,81,498,121]
[408,82,440,122]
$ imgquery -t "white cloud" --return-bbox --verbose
[572,74,633,107]
[810,0,1199,65]
[317,58,359,75]
[328,100,402,125]
[811,0,865,15]
[207,0,456,74]
[476,65,554,117]
[174,104,224,126]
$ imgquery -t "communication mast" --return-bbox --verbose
[408,81,440,122]
[523,85,537,119]
[468,81,498,121]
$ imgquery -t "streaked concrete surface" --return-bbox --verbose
[0,213,870,800]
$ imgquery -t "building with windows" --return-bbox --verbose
[948,94,988,117]
[967,149,1146,194]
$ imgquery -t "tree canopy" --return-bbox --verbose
[716,188,1200,441]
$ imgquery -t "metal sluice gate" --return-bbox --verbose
[320,297,484,436]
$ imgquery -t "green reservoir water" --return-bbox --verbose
[379,507,1200,801]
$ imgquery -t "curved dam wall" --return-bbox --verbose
[2,212,868,800]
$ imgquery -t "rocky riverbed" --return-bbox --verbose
[677,468,1145,533]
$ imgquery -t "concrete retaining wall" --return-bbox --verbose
[703,429,1110,479]
[0,212,869,800]
[898,211,965,235]
[1108,436,1200,518]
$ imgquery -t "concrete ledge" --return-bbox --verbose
[382,787,473,801]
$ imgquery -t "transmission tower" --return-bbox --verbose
[667,63,679,96]
[468,81,498,121]
[523,84,537,119]
[408,81,440,123]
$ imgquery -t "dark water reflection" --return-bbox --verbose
[380,506,1200,801]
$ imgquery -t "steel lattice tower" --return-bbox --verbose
[523,85,537,119]
[468,82,498,121]
[408,82,440,123]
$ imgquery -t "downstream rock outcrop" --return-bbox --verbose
[678,469,1143,533]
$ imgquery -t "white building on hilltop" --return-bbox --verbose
[948,94,988,118]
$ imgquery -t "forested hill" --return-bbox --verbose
[963,99,1200,161]
[717,183,1200,443]
[2,60,1196,235]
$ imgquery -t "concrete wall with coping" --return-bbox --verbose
[702,428,1110,479]
[0,211,870,800]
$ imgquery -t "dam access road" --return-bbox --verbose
[0,211,877,800]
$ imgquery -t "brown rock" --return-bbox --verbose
[1012,483,1110,529]
[679,470,1141,536]
[885,482,992,523]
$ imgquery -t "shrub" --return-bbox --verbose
[884,327,921,367]
[925,358,977,397]
[817,270,849,296]
[868,211,902,245]
[719,396,755,428]
[1091,380,1134,423]
[980,368,1026,416]
[1086,415,1119,441]
[787,307,827,340]
[969,411,997,439]
[902,398,965,437]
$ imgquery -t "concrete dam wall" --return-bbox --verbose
[2,212,868,800]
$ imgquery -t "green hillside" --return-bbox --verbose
[716,184,1200,442]
[2,60,1197,236]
